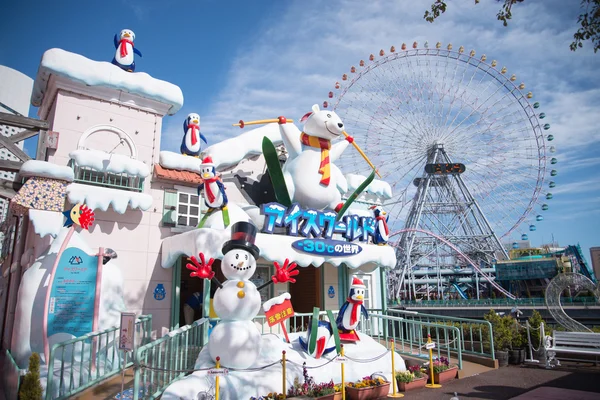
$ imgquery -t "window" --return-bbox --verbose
[162,186,205,228]
[177,192,200,227]
[73,165,143,192]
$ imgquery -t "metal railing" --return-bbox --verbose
[71,163,144,192]
[365,310,463,369]
[45,315,152,400]
[3,348,24,400]
[133,318,210,400]
[398,296,600,308]
[387,309,494,360]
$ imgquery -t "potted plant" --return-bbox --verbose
[250,394,285,400]
[286,363,338,400]
[395,365,427,391]
[427,356,458,384]
[19,352,43,400]
[527,310,546,363]
[509,320,527,364]
[484,309,513,367]
[346,375,390,400]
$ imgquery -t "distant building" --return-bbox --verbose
[590,247,600,282]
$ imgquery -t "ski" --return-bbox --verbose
[336,168,376,220]
[308,307,320,354]
[197,209,213,228]
[262,136,292,207]
[221,206,230,227]
[326,310,342,354]
[197,206,231,228]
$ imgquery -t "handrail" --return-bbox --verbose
[3,348,24,400]
[387,309,495,360]
[45,315,152,400]
[133,318,210,400]
[397,296,600,308]
[365,311,463,369]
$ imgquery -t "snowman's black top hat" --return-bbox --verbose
[222,221,260,260]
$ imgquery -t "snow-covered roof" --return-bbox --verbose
[263,292,291,312]
[66,183,153,214]
[28,209,63,239]
[345,174,393,199]
[19,160,74,182]
[70,149,150,178]
[161,228,396,270]
[159,151,201,174]
[204,123,282,170]
[31,48,183,115]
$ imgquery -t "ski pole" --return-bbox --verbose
[233,119,294,128]
[342,131,382,178]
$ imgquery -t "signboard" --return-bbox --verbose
[119,312,136,351]
[47,247,99,338]
[265,298,294,327]
[261,202,377,242]
[334,356,348,363]
[425,342,436,350]
[292,238,362,257]
[207,368,229,376]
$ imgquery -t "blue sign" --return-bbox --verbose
[153,284,166,301]
[292,238,363,257]
[261,202,377,242]
[47,247,98,338]
[328,286,335,299]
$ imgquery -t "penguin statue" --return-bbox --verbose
[181,113,207,157]
[112,29,142,72]
[198,156,227,210]
[336,276,369,334]
[299,319,337,359]
[370,205,389,245]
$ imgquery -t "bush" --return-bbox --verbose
[484,309,513,351]
[19,352,43,400]
[527,310,544,347]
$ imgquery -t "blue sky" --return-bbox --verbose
[1,0,599,261]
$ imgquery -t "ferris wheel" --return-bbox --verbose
[325,42,557,243]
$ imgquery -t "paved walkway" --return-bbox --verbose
[403,364,600,400]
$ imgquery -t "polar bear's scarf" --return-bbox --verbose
[300,132,331,186]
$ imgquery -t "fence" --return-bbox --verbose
[2,348,24,400]
[133,317,210,400]
[45,315,152,400]
[387,309,494,360]
[365,311,463,369]
[399,297,600,308]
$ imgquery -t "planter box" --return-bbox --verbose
[397,376,427,391]
[346,383,390,400]
[427,367,458,384]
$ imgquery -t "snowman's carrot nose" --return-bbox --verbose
[237,261,245,268]
[342,131,382,178]
[233,119,294,128]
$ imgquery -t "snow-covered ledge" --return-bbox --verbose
[66,183,153,214]
[19,160,74,182]
[159,151,202,174]
[345,174,393,199]
[70,149,150,178]
[28,209,63,239]
[161,228,396,270]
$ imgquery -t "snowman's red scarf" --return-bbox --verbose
[119,39,133,58]
[346,297,364,326]
[300,132,331,186]
[376,215,389,235]
[202,177,219,203]
[188,124,199,146]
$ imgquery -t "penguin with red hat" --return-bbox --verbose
[198,156,227,210]
[336,275,369,334]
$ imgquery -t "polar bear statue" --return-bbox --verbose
[277,104,352,210]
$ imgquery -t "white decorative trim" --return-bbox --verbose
[174,184,199,194]
[77,124,137,158]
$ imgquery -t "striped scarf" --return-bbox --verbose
[300,132,331,186]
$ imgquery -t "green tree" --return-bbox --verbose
[424,0,600,53]
[19,352,43,400]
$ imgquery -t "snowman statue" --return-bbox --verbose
[186,221,299,369]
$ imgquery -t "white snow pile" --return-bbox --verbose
[70,149,150,178]
[161,331,406,400]
[345,174,393,199]
[263,292,291,312]
[159,151,202,173]
[204,123,282,170]
[19,160,74,182]
[161,228,396,270]
[28,209,63,239]
[31,48,184,115]
[66,183,153,214]
[11,227,125,368]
